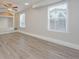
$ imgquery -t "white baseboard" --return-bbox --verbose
[0,30,17,35]
[19,31,79,50]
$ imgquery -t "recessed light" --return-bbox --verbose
[25,3,29,5]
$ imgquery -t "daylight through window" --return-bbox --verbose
[48,2,68,32]
[20,13,26,28]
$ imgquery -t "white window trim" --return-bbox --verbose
[20,13,26,28]
[48,1,68,33]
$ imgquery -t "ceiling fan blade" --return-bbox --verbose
[3,4,9,8]
[13,6,18,8]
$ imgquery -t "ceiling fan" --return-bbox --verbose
[2,2,18,12]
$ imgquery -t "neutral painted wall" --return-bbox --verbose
[19,0,79,45]
[0,17,13,33]
[15,13,19,29]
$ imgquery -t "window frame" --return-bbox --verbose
[19,13,26,28]
[48,1,68,32]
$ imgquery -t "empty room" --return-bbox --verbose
[0,0,79,59]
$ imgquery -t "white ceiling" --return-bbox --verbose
[0,0,42,12]
[0,0,63,12]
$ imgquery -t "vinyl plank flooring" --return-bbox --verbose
[0,32,79,59]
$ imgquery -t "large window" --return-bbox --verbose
[48,2,68,32]
[20,13,26,28]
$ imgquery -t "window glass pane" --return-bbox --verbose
[20,13,26,28]
[55,9,66,31]
[48,2,67,32]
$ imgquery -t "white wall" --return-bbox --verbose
[15,13,19,29]
[19,0,79,46]
[0,17,13,33]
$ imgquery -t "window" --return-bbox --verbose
[48,2,68,32]
[20,13,26,28]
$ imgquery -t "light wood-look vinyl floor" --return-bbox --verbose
[0,32,79,59]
